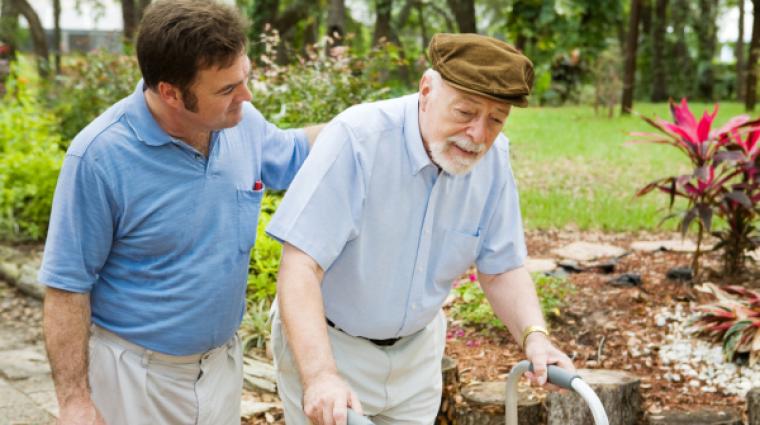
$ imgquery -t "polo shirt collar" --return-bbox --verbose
[404,93,434,175]
[124,80,174,147]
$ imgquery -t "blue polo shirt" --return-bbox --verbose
[39,82,309,355]
[267,94,526,340]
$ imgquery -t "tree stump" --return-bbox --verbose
[749,387,760,425]
[454,381,544,425]
[647,409,742,425]
[436,356,460,425]
[546,369,640,425]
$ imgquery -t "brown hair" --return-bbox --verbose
[136,0,248,111]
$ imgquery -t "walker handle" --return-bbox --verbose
[528,362,580,390]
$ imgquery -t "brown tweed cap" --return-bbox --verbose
[429,33,534,107]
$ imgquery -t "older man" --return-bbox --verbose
[266,33,574,425]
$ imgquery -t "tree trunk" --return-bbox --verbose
[454,381,544,425]
[746,0,760,110]
[748,387,760,425]
[137,0,150,24]
[648,409,742,424]
[669,0,692,98]
[446,0,476,33]
[0,0,19,56]
[621,0,641,114]
[546,369,641,425]
[121,0,137,43]
[695,0,719,100]
[435,356,459,425]
[373,0,393,46]
[327,0,345,45]
[417,1,429,55]
[650,0,668,101]
[737,0,746,101]
[52,0,60,74]
[12,0,49,78]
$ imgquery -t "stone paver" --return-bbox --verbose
[551,241,626,262]
[524,258,557,274]
[0,378,55,425]
[0,348,51,380]
[630,239,710,253]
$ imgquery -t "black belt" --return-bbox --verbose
[326,318,402,347]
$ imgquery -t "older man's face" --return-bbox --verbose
[419,76,511,175]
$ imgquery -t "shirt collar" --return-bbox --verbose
[123,80,174,147]
[403,93,434,175]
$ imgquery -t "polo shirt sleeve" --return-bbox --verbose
[256,108,310,191]
[37,154,115,293]
[475,164,527,275]
[266,121,364,271]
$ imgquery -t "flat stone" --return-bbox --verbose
[647,409,742,424]
[16,264,45,300]
[525,258,557,274]
[0,261,20,282]
[0,348,51,380]
[0,378,55,424]
[631,240,702,253]
[666,267,693,282]
[240,400,281,418]
[552,242,626,262]
[608,273,642,287]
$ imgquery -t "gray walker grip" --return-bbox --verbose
[347,408,375,425]
[528,362,580,390]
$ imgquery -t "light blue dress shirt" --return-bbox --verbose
[267,94,526,340]
[38,81,309,355]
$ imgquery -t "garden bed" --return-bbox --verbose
[444,229,753,423]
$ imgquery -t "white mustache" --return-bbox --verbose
[447,135,484,154]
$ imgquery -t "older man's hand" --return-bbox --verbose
[303,370,363,425]
[523,332,575,389]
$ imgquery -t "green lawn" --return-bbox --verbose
[505,102,754,232]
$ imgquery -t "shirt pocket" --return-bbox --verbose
[434,228,481,285]
[236,187,264,253]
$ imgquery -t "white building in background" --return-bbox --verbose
[22,0,123,53]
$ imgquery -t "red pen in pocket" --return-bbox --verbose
[253,180,263,191]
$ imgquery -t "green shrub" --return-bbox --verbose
[240,192,283,351]
[47,50,140,146]
[450,272,575,331]
[0,70,64,241]
[249,31,404,127]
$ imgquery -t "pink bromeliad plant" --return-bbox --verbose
[633,99,760,278]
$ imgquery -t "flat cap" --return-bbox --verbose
[429,33,534,107]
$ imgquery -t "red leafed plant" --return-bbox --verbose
[690,283,760,364]
[633,99,760,278]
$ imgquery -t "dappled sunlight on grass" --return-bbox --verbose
[505,103,752,231]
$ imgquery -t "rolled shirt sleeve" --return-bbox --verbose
[475,155,527,275]
[266,121,365,271]
[254,107,310,191]
[37,154,115,293]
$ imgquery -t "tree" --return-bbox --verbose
[746,0,760,110]
[446,0,476,33]
[8,0,49,77]
[650,0,668,101]
[53,0,60,74]
[622,0,641,114]
[326,0,345,45]
[121,0,151,44]
[373,0,393,45]
[694,0,719,100]
[736,0,747,100]
[668,0,693,98]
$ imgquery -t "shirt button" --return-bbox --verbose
[195,154,202,160]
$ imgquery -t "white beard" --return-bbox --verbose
[428,135,486,175]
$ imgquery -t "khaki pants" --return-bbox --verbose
[271,308,447,425]
[88,325,243,425]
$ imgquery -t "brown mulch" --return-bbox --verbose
[446,229,751,420]
[245,229,755,424]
